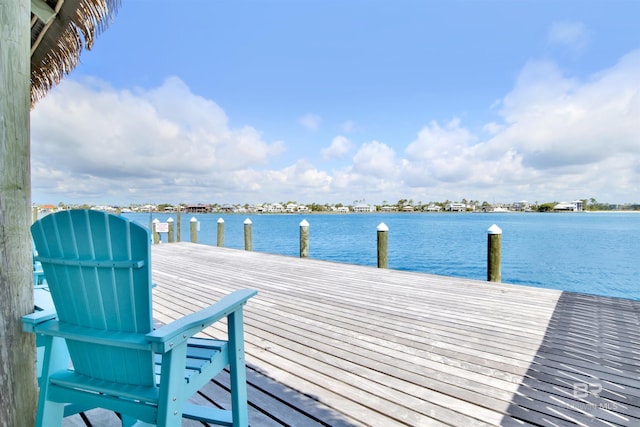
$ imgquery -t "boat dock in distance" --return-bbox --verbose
[66,242,640,426]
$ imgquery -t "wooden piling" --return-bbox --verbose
[176,208,181,242]
[377,222,389,268]
[244,218,253,251]
[487,224,502,282]
[217,218,225,247]
[167,217,174,243]
[148,208,153,237]
[190,217,198,243]
[300,219,309,258]
[152,219,160,244]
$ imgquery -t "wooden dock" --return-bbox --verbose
[64,242,640,426]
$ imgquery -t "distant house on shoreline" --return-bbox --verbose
[185,204,209,213]
[445,202,467,212]
[38,204,58,214]
[512,200,531,211]
[353,204,376,213]
[553,200,584,212]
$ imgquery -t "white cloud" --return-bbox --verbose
[492,50,640,171]
[352,140,398,177]
[402,119,479,185]
[341,120,356,133]
[397,50,640,202]
[483,122,504,135]
[547,21,589,55]
[282,160,333,190]
[390,51,640,201]
[30,50,640,205]
[321,136,352,160]
[31,77,284,203]
[299,113,322,131]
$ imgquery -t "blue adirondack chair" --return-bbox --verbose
[33,241,47,287]
[23,209,256,426]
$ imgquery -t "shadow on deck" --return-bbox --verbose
[63,363,358,427]
[192,364,359,427]
[504,292,640,426]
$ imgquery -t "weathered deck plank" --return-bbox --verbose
[66,242,640,426]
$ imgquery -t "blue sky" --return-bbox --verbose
[31,1,640,206]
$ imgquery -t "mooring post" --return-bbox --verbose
[148,207,153,236]
[377,222,389,268]
[299,219,309,258]
[176,207,181,242]
[244,218,253,251]
[167,217,174,243]
[152,219,160,245]
[217,218,225,247]
[487,224,502,282]
[190,217,198,243]
[32,206,38,223]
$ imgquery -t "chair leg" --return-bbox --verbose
[157,342,188,427]
[228,310,249,427]
[38,400,65,427]
[120,414,138,426]
[36,336,70,427]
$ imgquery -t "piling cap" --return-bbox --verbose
[167,217,174,222]
[377,222,389,232]
[244,218,253,225]
[217,218,225,223]
[190,217,198,222]
[300,219,309,227]
[487,224,502,235]
[152,218,160,223]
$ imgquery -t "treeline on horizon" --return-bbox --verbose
[47,198,640,213]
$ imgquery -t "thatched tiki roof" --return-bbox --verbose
[30,0,119,105]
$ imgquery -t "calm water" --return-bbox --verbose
[124,212,640,300]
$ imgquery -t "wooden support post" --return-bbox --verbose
[0,0,38,424]
[31,0,57,23]
[487,224,502,282]
[167,217,174,243]
[377,222,389,268]
[299,219,309,258]
[176,207,181,242]
[190,217,198,243]
[217,218,225,247]
[152,219,160,244]
[33,205,38,223]
[244,218,252,251]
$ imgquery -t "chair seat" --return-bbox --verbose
[49,338,229,404]
[154,338,230,391]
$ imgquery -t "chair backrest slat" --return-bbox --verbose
[32,210,155,386]
[34,257,145,269]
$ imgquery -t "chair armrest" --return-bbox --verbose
[22,309,58,332]
[146,289,257,353]
[25,319,151,351]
